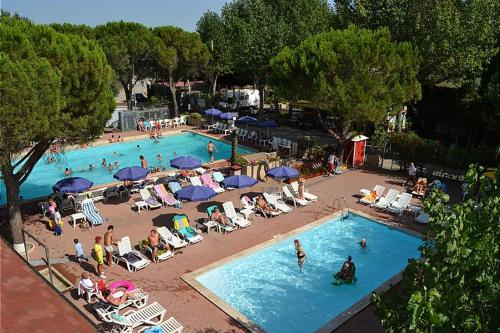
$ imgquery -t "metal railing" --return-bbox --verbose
[332,196,349,220]
[22,229,53,285]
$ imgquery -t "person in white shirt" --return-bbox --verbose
[405,162,417,185]
[327,153,336,175]
[53,207,62,236]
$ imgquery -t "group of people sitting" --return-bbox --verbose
[108,135,124,143]
[150,127,162,141]
[79,272,138,306]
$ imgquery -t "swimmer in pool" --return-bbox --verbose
[294,239,306,271]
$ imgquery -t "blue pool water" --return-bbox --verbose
[0,132,253,205]
[196,213,421,333]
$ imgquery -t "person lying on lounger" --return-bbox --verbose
[99,289,132,306]
[210,207,231,226]
[257,195,278,213]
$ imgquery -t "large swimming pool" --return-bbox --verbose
[0,132,253,205]
[196,213,421,333]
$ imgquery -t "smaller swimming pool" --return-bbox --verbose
[195,212,421,333]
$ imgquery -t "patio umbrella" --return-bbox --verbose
[236,116,257,131]
[170,156,202,170]
[52,177,93,193]
[176,185,216,202]
[220,112,237,121]
[266,166,299,180]
[257,119,278,137]
[204,108,222,123]
[221,175,258,189]
[113,166,148,181]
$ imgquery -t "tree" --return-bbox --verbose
[334,0,500,85]
[196,11,233,97]
[220,0,332,112]
[372,165,500,332]
[152,26,209,116]
[94,21,155,110]
[270,26,421,151]
[0,16,115,250]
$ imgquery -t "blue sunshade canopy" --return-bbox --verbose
[236,116,257,124]
[113,166,148,181]
[170,156,202,170]
[204,108,222,116]
[266,166,300,180]
[176,185,216,202]
[52,177,94,193]
[221,175,258,189]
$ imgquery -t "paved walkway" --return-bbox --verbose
[16,167,462,333]
[0,238,96,333]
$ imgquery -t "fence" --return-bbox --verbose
[117,107,170,131]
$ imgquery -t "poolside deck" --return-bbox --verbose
[14,167,464,333]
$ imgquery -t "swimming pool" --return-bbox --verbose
[0,132,253,205]
[194,212,421,333]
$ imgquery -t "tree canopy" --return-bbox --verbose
[270,25,421,146]
[373,165,500,332]
[94,21,156,109]
[334,0,500,85]
[0,15,115,247]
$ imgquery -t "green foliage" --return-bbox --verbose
[334,0,500,85]
[372,165,500,332]
[0,15,114,244]
[270,25,421,143]
[389,132,498,169]
[94,21,156,109]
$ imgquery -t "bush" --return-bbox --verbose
[389,132,498,170]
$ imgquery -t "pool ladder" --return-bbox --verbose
[333,197,349,220]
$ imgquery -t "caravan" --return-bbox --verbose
[218,89,260,110]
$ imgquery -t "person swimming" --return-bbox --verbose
[114,161,119,168]
[157,154,162,162]
[89,164,94,172]
[136,144,141,150]
[101,158,107,167]
[294,239,306,271]
[64,167,73,176]
[336,255,356,281]
[359,239,367,248]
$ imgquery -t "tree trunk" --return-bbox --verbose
[211,74,218,97]
[231,130,238,165]
[258,82,264,113]
[1,167,23,249]
[169,74,178,117]
[123,83,132,110]
[274,97,279,113]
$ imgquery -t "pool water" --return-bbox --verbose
[0,132,253,205]
[196,213,421,333]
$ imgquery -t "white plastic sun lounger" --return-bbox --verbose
[387,193,413,215]
[263,192,292,213]
[81,199,104,226]
[373,189,399,209]
[108,301,166,333]
[222,201,251,228]
[95,288,149,322]
[290,181,318,202]
[157,226,188,250]
[138,317,184,333]
[113,236,150,272]
[189,176,203,186]
[282,186,310,207]
[140,189,162,210]
[359,185,385,204]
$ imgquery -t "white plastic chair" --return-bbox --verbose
[282,186,310,207]
[157,226,188,250]
[387,193,413,215]
[373,189,400,209]
[263,192,292,213]
[222,201,251,228]
[108,301,166,333]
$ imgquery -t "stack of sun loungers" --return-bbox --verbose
[357,185,413,215]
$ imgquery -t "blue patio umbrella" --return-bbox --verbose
[113,166,148,181]
[221,175,258,189]
[220,112,237,120]
[176,185,216,202]
[170,156,202,170]
[204,108,222,117]
[266,166,300,180]
[237,116,257,124]
[52,177,94,193]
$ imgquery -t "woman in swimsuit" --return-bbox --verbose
[294,239,306,270]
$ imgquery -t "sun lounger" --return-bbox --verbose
[168,181,182,195]
[154,184,180,206]
[108,301,166,333]
[387,193,413,215]
[222,201,251,228]
[139,239,173,262]
[189,176,203,186]
[358,185,385,197]
[201,173,225,193]
[282,186,310,207]
[91,188,106,202]
[193,167,206,175]
[290,181,318,201]
[373,189,400,209]
[253,197,280,218]
[206,205,235,234]
[94,288,149,322]
[73,193,90,211]
[359,185,385,204]
[172,214,203,244]
[113,236,150,272]
[156,226,188,250]
[81,199,104,226]
[140,189,162,210]
[263,192,292,213]
[138,317,184,333]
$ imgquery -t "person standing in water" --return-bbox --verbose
[294,239,306,271]
[207,141,218,163]
[140,155,148,168]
